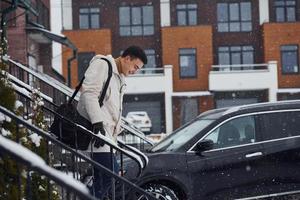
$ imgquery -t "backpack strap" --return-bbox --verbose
[68,57,113,106]
[98,57,113,107]
[68,76,84,104]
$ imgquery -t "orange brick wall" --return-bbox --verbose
[62,29,112,88]
[263,23,300,88]
[162,26,213,92]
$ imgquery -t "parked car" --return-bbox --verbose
[125,111,152,133]
[124,100,300,200]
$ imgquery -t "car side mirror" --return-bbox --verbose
[195,140,214,155]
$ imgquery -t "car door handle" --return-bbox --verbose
[245,152,263,158]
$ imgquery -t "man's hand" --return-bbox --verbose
[92,122,106,148]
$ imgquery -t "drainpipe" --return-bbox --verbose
[1,0,18,58]
[67,49,77,87]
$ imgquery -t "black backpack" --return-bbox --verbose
[50,58,112,150]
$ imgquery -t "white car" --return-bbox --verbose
[125,111,152,133]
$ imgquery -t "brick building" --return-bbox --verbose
[0,0,65,83]
[59,0,300,132]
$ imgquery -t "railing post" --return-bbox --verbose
[15,124,22,200]
[45,142,51,200]
[110,146,115,200]
[120,152,125,200]
[25,169,32,200]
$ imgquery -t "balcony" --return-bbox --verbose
[125,66,173,94]
[209,61,278,101]
[124,66,173,134]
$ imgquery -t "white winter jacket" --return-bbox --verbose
[77,55,126,152]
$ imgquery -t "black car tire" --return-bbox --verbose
[137,183,179,200]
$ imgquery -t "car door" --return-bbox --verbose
[257,110,300,195]
[186,114,266,199]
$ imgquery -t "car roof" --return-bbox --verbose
[178,100,300,152]
[221,100,300,116]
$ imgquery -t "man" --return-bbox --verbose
[76,46,147,198]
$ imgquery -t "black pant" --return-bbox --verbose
[91,152,119,199]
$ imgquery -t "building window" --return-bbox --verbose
[27,1,50,29]
[217,2,252,32]
[261,111,300,140]
[176,4,197,26]
[179,48,197,78]
[79,8,100,29]
[78,52,95,81]
[119,6,154,36]
[37,1,50,29]
[180,98,198,125]
[136,49,157,74]
[218,46,254,70]
[144,49,157,74]
[281,45,299,74]
[274,0,296,22]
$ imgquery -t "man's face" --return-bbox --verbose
[122,56,144,76]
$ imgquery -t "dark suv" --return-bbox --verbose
[125,101,300,200]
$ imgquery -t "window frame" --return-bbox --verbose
[79,7,100,29]
[259,110,300,141]
[280,44,299,74]
[77,52,95,81]
[176,3,198,26]
[178,48,197,79]
[217,2,252,32]
[119,5,154,36]
[218,45,254,70]
[188,109,300,153]
[274,0,297,22]
[138,49,157,74]
[203,115,257,150]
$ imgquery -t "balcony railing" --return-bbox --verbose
[209,61,278,102]
[211,63,269,72]
[133,67,165,76]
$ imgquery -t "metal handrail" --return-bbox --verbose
[211,63,269,71]
[5,71,149,169]
[8,58,155,147]
[0,105,157,200]
[2,68,154,198]
[121,117,154,146]
[8,59,76,98]
[0,135,97,200]
[6,78,147,171]
[117,140,149,167]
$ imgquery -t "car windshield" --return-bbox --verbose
[150,119,214,152]
[149,109,225,153]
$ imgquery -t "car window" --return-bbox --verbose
[260,111,300,141]
[150,119,215,152]
[204,115,256,149]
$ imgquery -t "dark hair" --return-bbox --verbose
[122,46,148,65]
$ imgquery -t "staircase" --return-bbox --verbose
[8,58,155,151]
[0,59,157,200]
